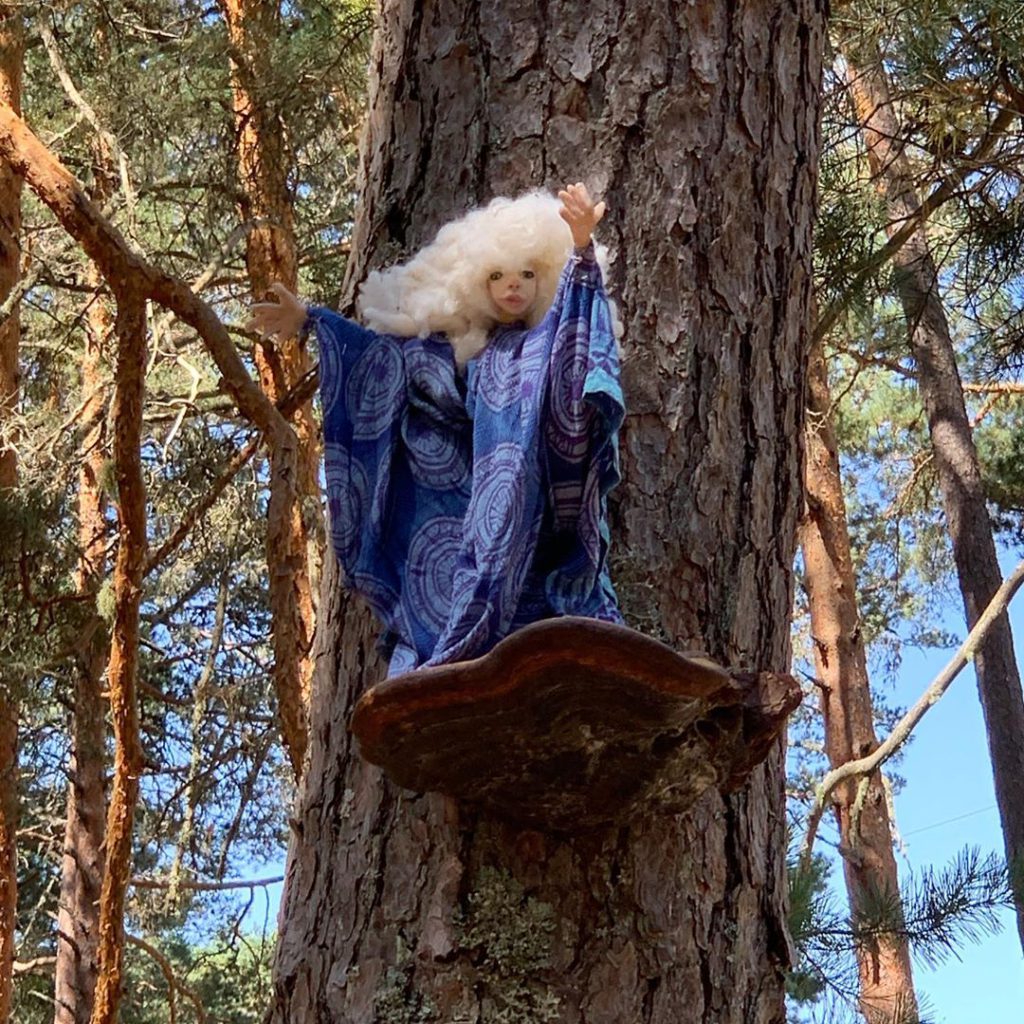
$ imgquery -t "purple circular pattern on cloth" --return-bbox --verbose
[324,442,367,562]
[430,581,494,664]
[477,330,546,413]
[444,580,491,636]
[406,516,464,634]
[346,338,405,440]
[405,415,469,490]
[388,642,418,676]
[467,443,525,564]
[476,336,521,412]
[579,468,602,563]
[406,344,463,412]
[318,325,344,416]
[354,572,400,619]
[547,329,591,463]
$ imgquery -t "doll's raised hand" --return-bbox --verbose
[245,282,307,340]
[557,182,606,249]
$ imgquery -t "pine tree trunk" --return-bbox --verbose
[0,707,14,1024]
[88,290,147,1024]
[268,2,825,1021]
[800,334,918,1023]
[845,54,1024,949]
[0,10,22,1022]
[219,0,320,779]
[53,130,115,1024]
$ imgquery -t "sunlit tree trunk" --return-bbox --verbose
[801,334,918,1023]
[0,10,22,1023]
[219,0,320,778]
[87,289,147,1024]
[268,2,825,1021]
[846,52,1024,950]
[53,128,115,1024]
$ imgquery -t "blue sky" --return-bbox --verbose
[882,560,1024,1022]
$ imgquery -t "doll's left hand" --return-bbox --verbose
[558,182,606,248]
[245,283,307,341]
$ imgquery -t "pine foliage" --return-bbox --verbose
[788,849,1015,1023]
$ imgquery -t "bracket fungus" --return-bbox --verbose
[351,617,801,832]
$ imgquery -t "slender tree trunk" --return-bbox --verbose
[0,705,14,1024]
[801,334,918,1023]
[0,10,22,1022]
[219,0,320,779]
[846,53,1024,948]
[54,130,115,1024]
[268,2,825,1021]
[88,290,147,1024]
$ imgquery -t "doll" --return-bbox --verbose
[248,184,625,676]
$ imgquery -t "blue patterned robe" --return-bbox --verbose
[307,243,624,676]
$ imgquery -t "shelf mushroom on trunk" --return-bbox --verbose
[351,616,800,832]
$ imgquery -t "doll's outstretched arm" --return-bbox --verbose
[557,183,606,249]
[245,282,307,340]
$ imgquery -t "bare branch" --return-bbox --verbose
[130,874,283,892]
[37,18,136,215]
[144,434,260,576]
[126,935,207,1024]
[13,956,56,976]
[800,557,1024,869]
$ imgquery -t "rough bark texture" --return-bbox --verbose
[88,291,147,1024]
[54,134,115,1024]
[220,0,320,779]
[800,335,918,1023]
[846,56,1024,948]
[269,2,824,1022]
[0,12,21,1023]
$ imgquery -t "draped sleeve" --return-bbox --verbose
[306,306,410,642]
[530,242,625,623]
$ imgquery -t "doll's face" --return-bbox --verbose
[487,268,538,322]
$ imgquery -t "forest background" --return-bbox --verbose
[0,1,1023,1022]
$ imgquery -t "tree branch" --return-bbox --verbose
[144,434,260,577]
[814,105,1018,343]
[800,557,1024,870]
[126,934,208,1024]
[0,99,294,449]
[130,874,283,892]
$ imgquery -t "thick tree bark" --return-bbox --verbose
[219,0,320,779]
[269,2,824,1022]
[846,54,1024,948]
[800,335,918,1023]
[54,133,115,1024]
[0,11,22,1023]
[88,290,147,1024]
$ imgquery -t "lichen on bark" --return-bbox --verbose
[459,866,560,1024]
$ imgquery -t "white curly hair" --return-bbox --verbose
[356,190,621,366]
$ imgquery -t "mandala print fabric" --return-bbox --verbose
[309,244,624,675]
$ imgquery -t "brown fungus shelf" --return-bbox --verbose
[350,617,801,832]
